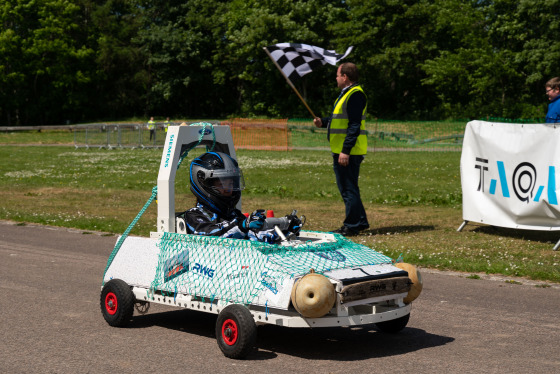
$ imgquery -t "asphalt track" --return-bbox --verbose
[1,220,559,374]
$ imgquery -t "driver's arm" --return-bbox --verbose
[181,207,246,239]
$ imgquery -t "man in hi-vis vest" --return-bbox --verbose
[313,62,369,236]
[147,116,156,141]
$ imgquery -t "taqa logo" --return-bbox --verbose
[198,128,213,136]
[475,157,558,204]
[192,262,215,278]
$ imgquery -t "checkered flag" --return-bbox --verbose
[265,43,353,82]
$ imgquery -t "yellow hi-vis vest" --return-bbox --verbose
[147,120,155,130]
[329,85,367,155]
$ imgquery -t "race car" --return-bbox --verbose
[100,123,423,359]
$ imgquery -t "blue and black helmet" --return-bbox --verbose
[189,152,245,215]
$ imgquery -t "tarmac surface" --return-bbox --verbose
[1,220,559,373]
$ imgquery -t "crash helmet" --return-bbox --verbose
[189,152,245,215]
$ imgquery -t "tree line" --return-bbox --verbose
[1,0,558,126]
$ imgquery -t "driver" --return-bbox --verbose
[179,152,290,242]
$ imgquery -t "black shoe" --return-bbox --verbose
[331,226,358,237]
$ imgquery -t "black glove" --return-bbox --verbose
[242,209,266,232]
[285,214,302,235]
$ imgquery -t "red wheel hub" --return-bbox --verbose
[221,319,238,346]
[105,292,118,315]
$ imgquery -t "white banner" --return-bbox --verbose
[461,120,560,230]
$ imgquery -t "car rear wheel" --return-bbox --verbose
[216,304,257,359]
[100,279,135,327]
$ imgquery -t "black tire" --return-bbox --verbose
[100,279,135,327]
[375,313,410,333]
[215,304,257,359]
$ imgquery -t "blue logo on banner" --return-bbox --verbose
[199,128,213,136]
[475,157,558,204]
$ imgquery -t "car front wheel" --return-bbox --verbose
[100,279,134,327]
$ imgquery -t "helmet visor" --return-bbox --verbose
[206,169,245,197]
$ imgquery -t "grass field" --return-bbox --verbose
[1,135,559,284]
[0,119,467,150]
[0,129,75,144]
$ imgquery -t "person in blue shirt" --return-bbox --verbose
[545,77,560,123]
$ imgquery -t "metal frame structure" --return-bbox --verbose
[131,286,411,328]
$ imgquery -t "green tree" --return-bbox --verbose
[134,0,347,119]
[2,0,559,125]
[91,0,148,119]
[421,0,560,119]
[218,0,347,118]
[0,1,27,125]
[420,0,503,119]
[134,0,233,118]
[487,0,560,118]
[0,0,96,125]
[334,0,442,120]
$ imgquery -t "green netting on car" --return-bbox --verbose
[149,231,393,305]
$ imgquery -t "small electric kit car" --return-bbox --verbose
[100,123,423,359]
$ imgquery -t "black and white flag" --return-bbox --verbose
[265,43,353,81]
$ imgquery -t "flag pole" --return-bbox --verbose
[263,47,317,118]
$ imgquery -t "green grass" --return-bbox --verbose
[289,119,466,149]
[0,144,558,284]
[2,119,468,150]
[0,130,75,144]
[466,274,481,279]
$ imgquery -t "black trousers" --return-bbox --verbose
[332,154,369,231]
